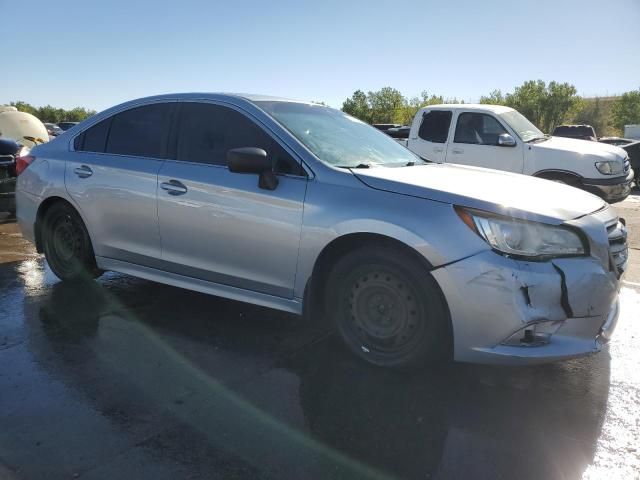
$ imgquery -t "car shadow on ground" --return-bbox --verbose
[4,258,610,480]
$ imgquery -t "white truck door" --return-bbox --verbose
[408,109,452,162]
[446,111,524,173]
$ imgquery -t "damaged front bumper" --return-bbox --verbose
[432,249,624,365]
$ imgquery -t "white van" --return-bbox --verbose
[403,104,634,202]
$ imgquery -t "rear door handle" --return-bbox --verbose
[161,180,188,196]
[451,148,464,154]
[74,165,93,178]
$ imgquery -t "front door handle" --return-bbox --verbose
[451,148,464,154]
[74,165,93,178]
[161,180,188,196]
[433,147,444,153]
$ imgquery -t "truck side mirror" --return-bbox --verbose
[497,133,516,147]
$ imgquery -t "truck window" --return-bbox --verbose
[454,113,507,145]
[418,111,452,143]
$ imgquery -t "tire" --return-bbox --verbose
[325,245,450,368]
[42,203,101,281]
[544,175,580,188]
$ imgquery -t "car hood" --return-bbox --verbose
[353,163,605,223]
[540,136,627,160]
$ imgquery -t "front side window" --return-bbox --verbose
[105,104,172,158]
[454,113,508,145]
[176,103,304,175]
[418,111,452,143]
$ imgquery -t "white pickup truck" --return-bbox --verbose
[401,104,634,203]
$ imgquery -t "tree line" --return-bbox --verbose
[7,101,96,124]
[8,83,640,136]
[342,81,640,136]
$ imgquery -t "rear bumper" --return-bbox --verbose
[15,189,40,244]
[582,169,634,202]
[432,250,623,365]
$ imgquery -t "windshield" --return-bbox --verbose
[255,101,420,167]
[499,110,545,142]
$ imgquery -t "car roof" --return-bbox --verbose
[128,92,310,105]
[423,104,515,114]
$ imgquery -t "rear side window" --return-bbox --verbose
[105,104,172,158]
[418,111,452,143]
[454,113,508,145]
[74,118,111,152]
[176,102,304,176]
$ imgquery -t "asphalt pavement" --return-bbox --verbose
[0,193,639,480]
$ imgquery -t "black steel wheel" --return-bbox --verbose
[326,245,450,367]
[42,203,101,281]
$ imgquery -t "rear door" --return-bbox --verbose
[408,109,452,162]
[446,111,524,173]
[66,102,175,263]
[156,101,308,298]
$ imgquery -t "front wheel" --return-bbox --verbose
[325,246,451,368]
[42,203,101,281]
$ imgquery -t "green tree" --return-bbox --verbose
[7,101,95,123]
[504,80,548,129]
[64,107,96,122]
[541,81,580,132]
[402,91,444,124]
[367,87,406,124]
[570,97,613,136]
[611,89,640,132]
[342,90,371,122]
[479,89,506,105]
[9,101,38,116]
[484,80,580,133]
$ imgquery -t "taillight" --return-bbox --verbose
[16,155,35,175]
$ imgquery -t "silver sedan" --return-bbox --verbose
[15,93,628,366]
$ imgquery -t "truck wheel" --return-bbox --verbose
[325,245,450,367]
[540,174,581,188]
[42,203,101,281]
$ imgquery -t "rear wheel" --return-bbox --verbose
[42,203,101,281]
[325,246,450,367]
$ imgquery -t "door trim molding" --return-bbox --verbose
[96,256,303,315]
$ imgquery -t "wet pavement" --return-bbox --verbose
[0,195,639,480]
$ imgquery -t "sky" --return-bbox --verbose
[2,0,639,111]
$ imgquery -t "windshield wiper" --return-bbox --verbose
[404,157,430,166]
[526,135,550,144]
[337,163,373,169]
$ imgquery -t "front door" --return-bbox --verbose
[156,101,308,298]
[445,112,524,173]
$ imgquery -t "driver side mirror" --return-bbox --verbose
[497,133,516,147]
[227,147,278,190]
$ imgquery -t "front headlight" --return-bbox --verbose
[456,208,587,259]
[595,160,624,175]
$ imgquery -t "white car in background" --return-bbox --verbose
[402,104,634,203]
